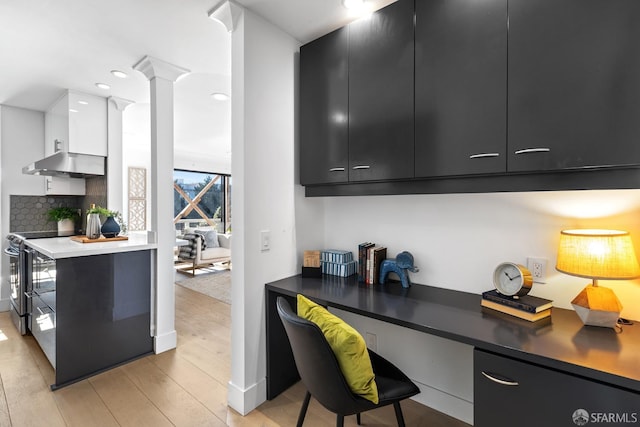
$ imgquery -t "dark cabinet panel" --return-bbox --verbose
[508,0,640,172]
[415,0,507,177]
[300,27,349,185]
[348,0,414,182]
[474,349,639,427]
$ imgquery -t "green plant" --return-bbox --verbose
[87,205,118,217]
[47,207,80,222]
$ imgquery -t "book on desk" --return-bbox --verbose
[481,289,553,322]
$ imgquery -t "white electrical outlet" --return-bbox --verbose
[527,257,548,284]
[365,332,377,352]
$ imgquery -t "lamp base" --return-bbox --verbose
[571,284,622,328]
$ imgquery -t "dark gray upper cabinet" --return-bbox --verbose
[348,0,414,182]
[508,0,640,172]
[299,27,349,185]
[415,0,507,178]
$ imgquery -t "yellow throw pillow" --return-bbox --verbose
[297,294,379,404]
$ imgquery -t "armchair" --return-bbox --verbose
[178,228,231,275]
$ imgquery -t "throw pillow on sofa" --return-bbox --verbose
[195,228,220,248]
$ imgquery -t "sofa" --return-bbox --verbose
[177,227,231,275]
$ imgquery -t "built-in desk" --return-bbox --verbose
[266,275,640,425]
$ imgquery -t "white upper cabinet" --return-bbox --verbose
[44,90,107,157]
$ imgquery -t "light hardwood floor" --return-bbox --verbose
[0,284,470,426]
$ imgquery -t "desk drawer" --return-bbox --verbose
[474,349,639,427]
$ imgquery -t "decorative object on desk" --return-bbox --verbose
[47,206,80,236]
[556,229,640,328]
[493,262,533,297]
[482,289,552,314]
[321,249,356,277]
[88,205,121,238]
[302,250,322,278]
[379,251,419,288]
[366,246,386,285]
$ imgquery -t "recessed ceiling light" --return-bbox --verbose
[111,70,128,79]
[78,100,89,105]
[211,92,230,101]
[69,109,79,113]
[342,0,364,9]
[95,83,111,90]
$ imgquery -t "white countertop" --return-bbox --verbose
[24,233,157,259]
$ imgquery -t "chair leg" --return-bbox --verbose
[356,413,361,425]
[296,391,312,427]
[393,402,406,427]
[336,414,344,427]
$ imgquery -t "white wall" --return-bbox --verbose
[0,106,45,309]
[321,189,640,423]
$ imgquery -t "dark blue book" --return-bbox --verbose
[482,289,552,313]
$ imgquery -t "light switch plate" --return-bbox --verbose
[260,230,270,251]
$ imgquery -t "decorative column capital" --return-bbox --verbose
[132,56,190,82]
[208,0,243,32]
[108,96,135,111]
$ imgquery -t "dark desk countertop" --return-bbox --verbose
[266,274,640,394]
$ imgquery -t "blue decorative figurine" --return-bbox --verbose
[379,251,419,288]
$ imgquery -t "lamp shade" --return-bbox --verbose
[556,229,640,280]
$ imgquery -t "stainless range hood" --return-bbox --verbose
[22,152,105,178]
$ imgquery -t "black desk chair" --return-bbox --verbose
[276,297,420,427]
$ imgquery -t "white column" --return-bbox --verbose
[133,56,190,353]
[107,96,134,217]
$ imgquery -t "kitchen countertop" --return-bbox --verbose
[24,232,157,259]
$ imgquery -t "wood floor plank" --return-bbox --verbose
[149,350,229,422]
[0,375,13,427]
[88,368,173,427]
[121,357,225,426]
[52,380,119,427]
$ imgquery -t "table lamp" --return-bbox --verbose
[556,229,640,328]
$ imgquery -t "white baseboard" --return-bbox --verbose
[227,377,267,415]
[154,330,177,354]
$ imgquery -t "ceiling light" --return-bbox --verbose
[342,0,365,9]
[78,100,89,105]
[69,109,79,113]
[111,70,128,79]
[211,92,230,101]
[95,83,110,90]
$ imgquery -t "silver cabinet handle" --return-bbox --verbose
[328,167,345,172]
[481,371,519,386]
[469,153,500,159]
[514,148,550,155]
[54,139,63,152]
[352,165,370,170]
[45,178,52,192]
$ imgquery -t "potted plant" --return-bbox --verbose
[47,207,79,236]
[88,205,121,238]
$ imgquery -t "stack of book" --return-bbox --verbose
[321,250,357,277]
[481,289,553,322]
[357,242,387,285]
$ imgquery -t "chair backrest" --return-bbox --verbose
[276,297,365,414]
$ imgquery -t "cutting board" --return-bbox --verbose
[70,235,129,243]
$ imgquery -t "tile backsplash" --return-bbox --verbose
[10,195,84,233]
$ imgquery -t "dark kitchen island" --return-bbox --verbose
[25,235,156,389]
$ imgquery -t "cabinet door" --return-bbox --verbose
[44,94,69,156]
[44,176,85,195]
[474,349,639,427]
[348,0,414,182]
[68,91,108,156]
[508,0,640,172]
[415,0,506,177]
[300,27,349,185]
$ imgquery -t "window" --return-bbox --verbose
[174,169,231,233]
